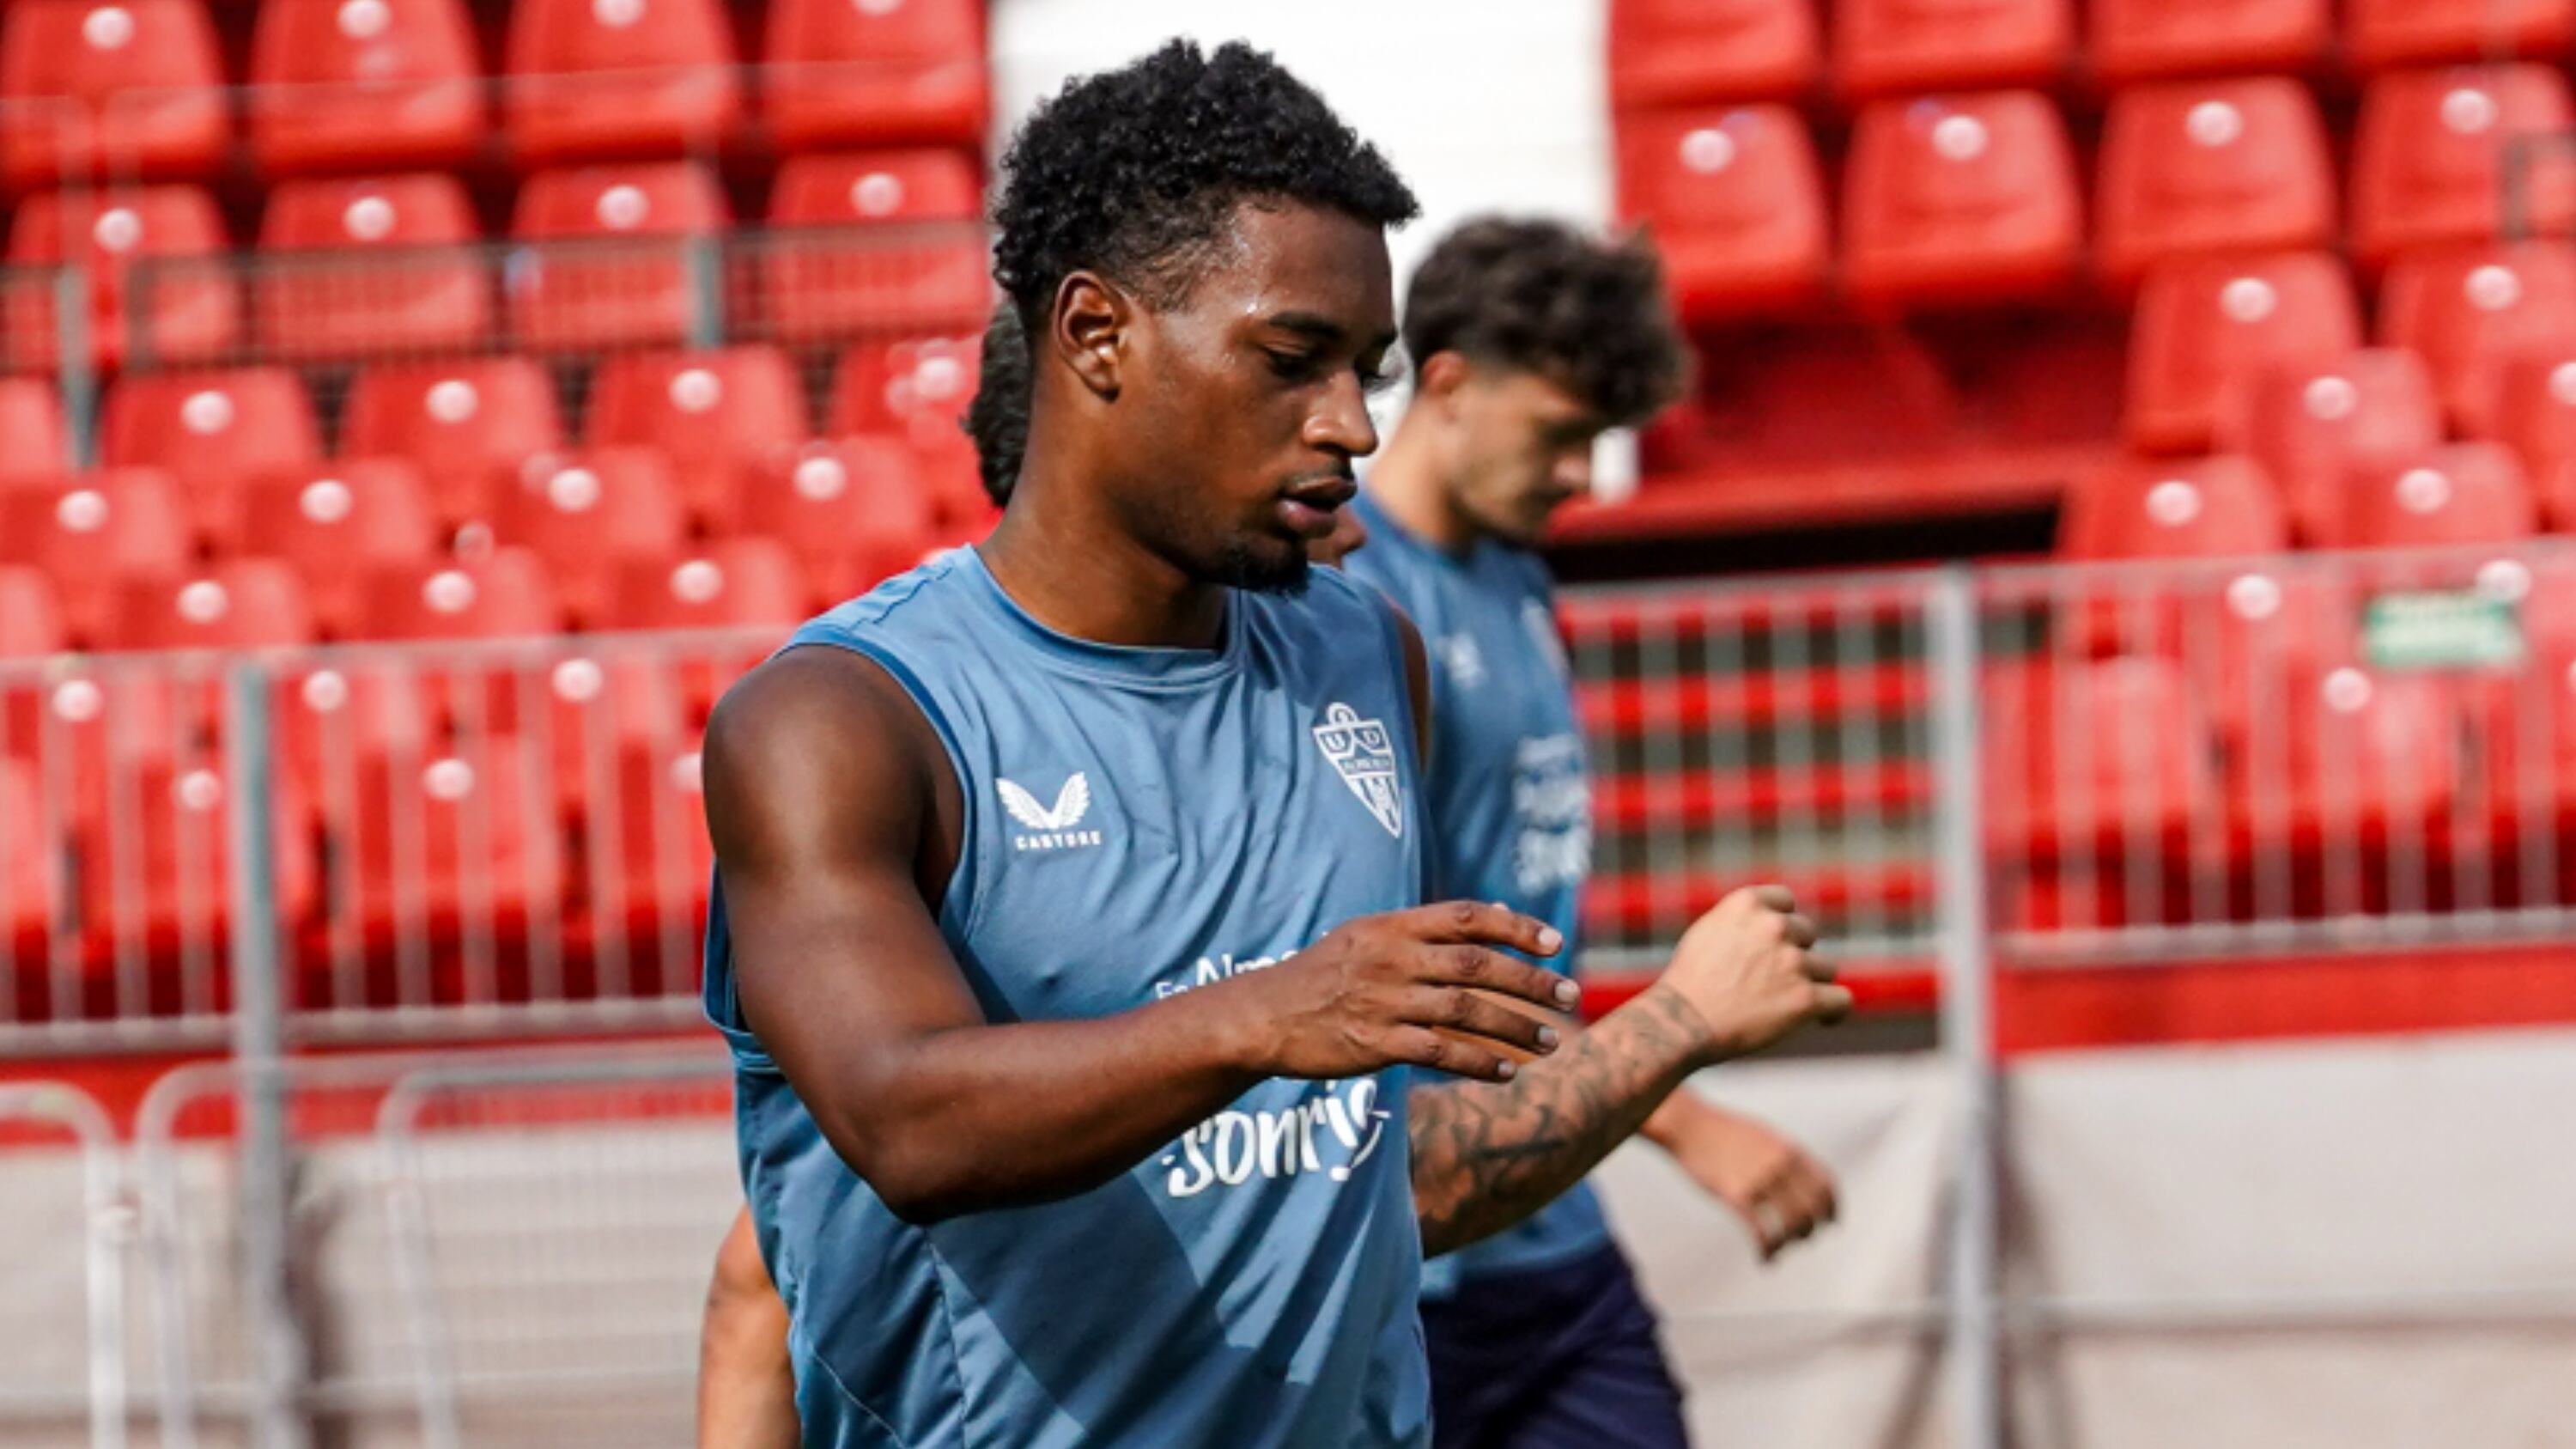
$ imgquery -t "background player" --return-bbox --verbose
[1345,216,1839,1449]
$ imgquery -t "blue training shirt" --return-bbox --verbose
[703,545,1436,1448]
[1340,489,1610,1294]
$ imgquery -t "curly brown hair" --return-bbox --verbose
[1400,216,1689,428]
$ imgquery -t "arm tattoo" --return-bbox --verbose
[1407,985,1713,1257]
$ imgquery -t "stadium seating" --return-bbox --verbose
[247,0,484,175]
[2485,347,2576,527]
[2087,0,2329,84]
[1615,107,1829,321]
[2346,0,2576,71]
[342,359,568,524]
[589,721,713,941]
[506,163,729,350]
[328,734,562,939]
[1843,92,2081,309]
[102,369,324,506]
[72,752,319,953]
[359,547,565,642]
[732,435,935,603]
[0,566,68,656]
[2057,454,2288,561]
[226,462,441,636]
[2218,350,2444,543]
[0,381,70,484]
[602,539,806,634]
[4,186,237,370]
[2334,442,2538,551]
[2126,252,2361,454]
[477,448,689,627]
[2378,244,2576,435]
[2351,65,2576,268]
[104,559,320,652]
[829,330,987,523]
[586,347,807,529]
[2253,663,2464,831]
[1833,0,2069,99]
[1606,0,1819,107]
[504,0,741,166]
[254,174,493,361]
[762,149,991,337]
[0,0,228,186]
[762,0,986,150]
[0,469,193,646]
[2095,78,2336,288]
[1983,655,2219,847]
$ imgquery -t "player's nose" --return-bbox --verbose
[1304,373,1381,460]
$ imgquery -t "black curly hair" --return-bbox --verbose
[961,301,1030,505]
[990,39,1420,333]
[1400,216,1689,428]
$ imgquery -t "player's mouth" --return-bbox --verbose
[1276,477,1358,539]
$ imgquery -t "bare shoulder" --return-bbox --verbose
[702,646,944,873]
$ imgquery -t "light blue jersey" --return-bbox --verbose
[703,545,1434,1448]
[1340,490,1609,1295]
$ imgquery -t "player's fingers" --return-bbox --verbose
[1781,912,1820,949]
[1397,986,1561,1057]
[1743,884,1798,915]
[1386,1025,1521,1083]
[1405,900,1564,958]
[1413,942,1582,1014]
[1812,982,1856,1024]
[1801,953,1839,984]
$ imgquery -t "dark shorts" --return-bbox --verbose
[1419,1244,1691,1449]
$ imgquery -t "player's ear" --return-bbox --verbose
[1051,271,1127,402]
[1415,350,1473,412]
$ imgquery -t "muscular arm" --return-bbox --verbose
[712,648,1273,1224]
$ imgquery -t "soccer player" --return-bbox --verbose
[1342,217,1840,1449]
[699,40,1846,1449]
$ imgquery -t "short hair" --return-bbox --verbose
[990,39,1420,330]
[961,301,1030,506]
[1400,216,1690,428]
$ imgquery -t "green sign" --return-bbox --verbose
[2361,590,2527,672]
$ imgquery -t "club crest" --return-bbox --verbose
[1311,703,1405,838]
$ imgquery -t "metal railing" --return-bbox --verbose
[0,1082,129,1449]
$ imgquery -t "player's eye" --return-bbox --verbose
[1266,349,1325,382]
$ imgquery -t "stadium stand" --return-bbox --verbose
[1615,106,1829,321]
[254,174,492,361]
[0,0,228,186]
[246,0,485,174]
[1606,0,1819,108]
[2086,0,2330,84]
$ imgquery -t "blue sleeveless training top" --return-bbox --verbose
[704,545,1434,1448]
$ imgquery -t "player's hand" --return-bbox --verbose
[1662,1105,1838,1261]
[1230,902,1579,1084]
[1657,886,1851,1062]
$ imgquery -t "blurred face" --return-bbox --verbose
[1436,362,1608,548]
[1102,203,1398,593]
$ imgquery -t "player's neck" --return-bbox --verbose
[1366,418,1480,555]
[980,474,1230,653]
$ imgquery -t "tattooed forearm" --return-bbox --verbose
[1408,984,1716,1257]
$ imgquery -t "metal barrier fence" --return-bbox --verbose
[0,1082,129,1449]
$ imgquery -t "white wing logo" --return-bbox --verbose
[998,773,1091,831]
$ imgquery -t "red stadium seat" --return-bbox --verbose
[2351,66,2576,269]
[504,0,740,166]
[2126,253,2360,453]
[2087,0,2328,84]
[828,332,987,524]
[2254,663,2464,831]
[248,0,483,175]
[103,558,319,652]
[2486,346,2576,527]
[589,723,712,946]
[254,174,491,361]
[2058,454,2287,560]
[0,566,69,659]
[0,758,54,953]
[506,163,728,350]
[761,149,990,338]
[102,369,323,511]
[1984,656,2219,847]
[2379,244,2576,435]
[586,347,808,528]
[3,186,236,371]
[2348,0,2575,71]
[2217,350,2443,544]
[477,448,687,627]
[0,381,70,484]
[328,734,562,941]
[359,547,565,641]
[1834,0,2070,99]
[73,752,319,954]
[0,0,227,186]
[602,537,807,633]
[2096,79,2335,288]
[1607,0,1820,108]
[343,359,567,524]
[2335,442,2537,551]
[0,470,192,646]
[1615,107,1828,321]
[1843,93,2081,309]
[762,0,985,150]
[227,462,440,636]
[733,435,935,604]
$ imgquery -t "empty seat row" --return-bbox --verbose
[1,156,988,364]
[1608,0,2576,108]
[0,0,985,183]
[1622,67,2576,320]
